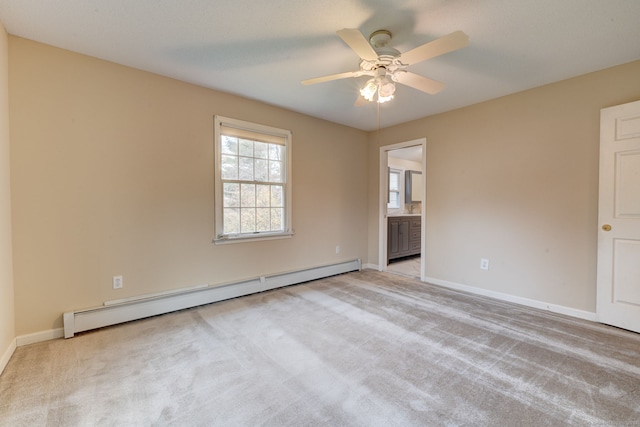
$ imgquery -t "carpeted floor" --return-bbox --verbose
[1,270,639,426]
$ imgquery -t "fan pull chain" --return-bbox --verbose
[377,100,380,144]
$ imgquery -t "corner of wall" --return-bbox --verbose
[0,21,17,374]
[0,338,16,375]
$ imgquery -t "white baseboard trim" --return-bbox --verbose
[425,276,597,322]
[362,263,380,271]
[0,338,17,375]
[16,328,65,347]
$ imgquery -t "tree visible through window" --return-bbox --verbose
[214,116,292,243]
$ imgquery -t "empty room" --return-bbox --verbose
[1,1,640,425]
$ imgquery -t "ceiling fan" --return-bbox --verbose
[302,28,469,104]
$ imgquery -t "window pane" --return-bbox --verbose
[254,142,268,159]
[388,191,399,209]
[223,183,240,207]
[221,155,238,180]
[241,184,255,207]
[271,208,283,231]
[269,144,283,161]
[256,185,270,207]
[216,117,290,240]
[241,208,256,233]
[269,160,282,182]
[223,208,240,234]
[254,159,268,182]
[239,157,254,181]
[271,185,283,207]
[239,139,253,157]
[221,136,238,155]
[389,172,399,191]
[256,208,271,232]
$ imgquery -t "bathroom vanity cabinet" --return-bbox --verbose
[387,215,421,262]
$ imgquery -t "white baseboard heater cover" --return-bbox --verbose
[63,259,360,338]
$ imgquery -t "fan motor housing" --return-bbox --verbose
[360,30,402,72]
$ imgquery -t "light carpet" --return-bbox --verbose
[1,270,639,426]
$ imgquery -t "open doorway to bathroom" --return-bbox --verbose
[379,138,426,281]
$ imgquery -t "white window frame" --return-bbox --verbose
[388,168,402,210]
[213,116,293,244]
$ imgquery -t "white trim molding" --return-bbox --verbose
[379,138,427,281]
[425,276,597,322]
[0,338,16,375]
[1,329,68,374]
[16,328,65,347]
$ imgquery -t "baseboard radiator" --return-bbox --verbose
[63,259,361,338]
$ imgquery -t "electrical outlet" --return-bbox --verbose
[480,259,490,271]
[113,275,123,289]
[336,245,341,254]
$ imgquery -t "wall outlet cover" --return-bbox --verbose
[113,275,123,289]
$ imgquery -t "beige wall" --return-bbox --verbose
[368,59,640,313]
[9,37,369,335]
[8,32,640,336]
[0,23,15,363]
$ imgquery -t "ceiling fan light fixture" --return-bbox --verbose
[360,78,378,101]
[360,75,396,103]
[378,77,396,98]
[377,92,394,103]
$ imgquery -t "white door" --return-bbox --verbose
[597,99,640,333]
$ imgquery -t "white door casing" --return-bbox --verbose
[597,99,640,333]
[378,138,426,281]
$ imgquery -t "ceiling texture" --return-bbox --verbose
[1,0,639,131]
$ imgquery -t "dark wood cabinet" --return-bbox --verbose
[387,216,421,262]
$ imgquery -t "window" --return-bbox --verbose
[214,116,292,243]
[388,168,401,209]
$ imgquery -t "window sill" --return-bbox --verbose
[212,231,294,245]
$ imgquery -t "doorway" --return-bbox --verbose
[379,138,426,280]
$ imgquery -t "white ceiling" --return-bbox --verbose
[1,0,639,131]
[389,146,422,163]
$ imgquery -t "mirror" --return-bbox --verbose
[405,170,422,203]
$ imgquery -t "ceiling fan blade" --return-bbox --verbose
[354,94,368,106]
[395,72,445,95]
[337,28,379,61]
[399,31,469,65]
[301,70,363,85]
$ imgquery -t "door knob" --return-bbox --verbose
[602,224,612,231]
